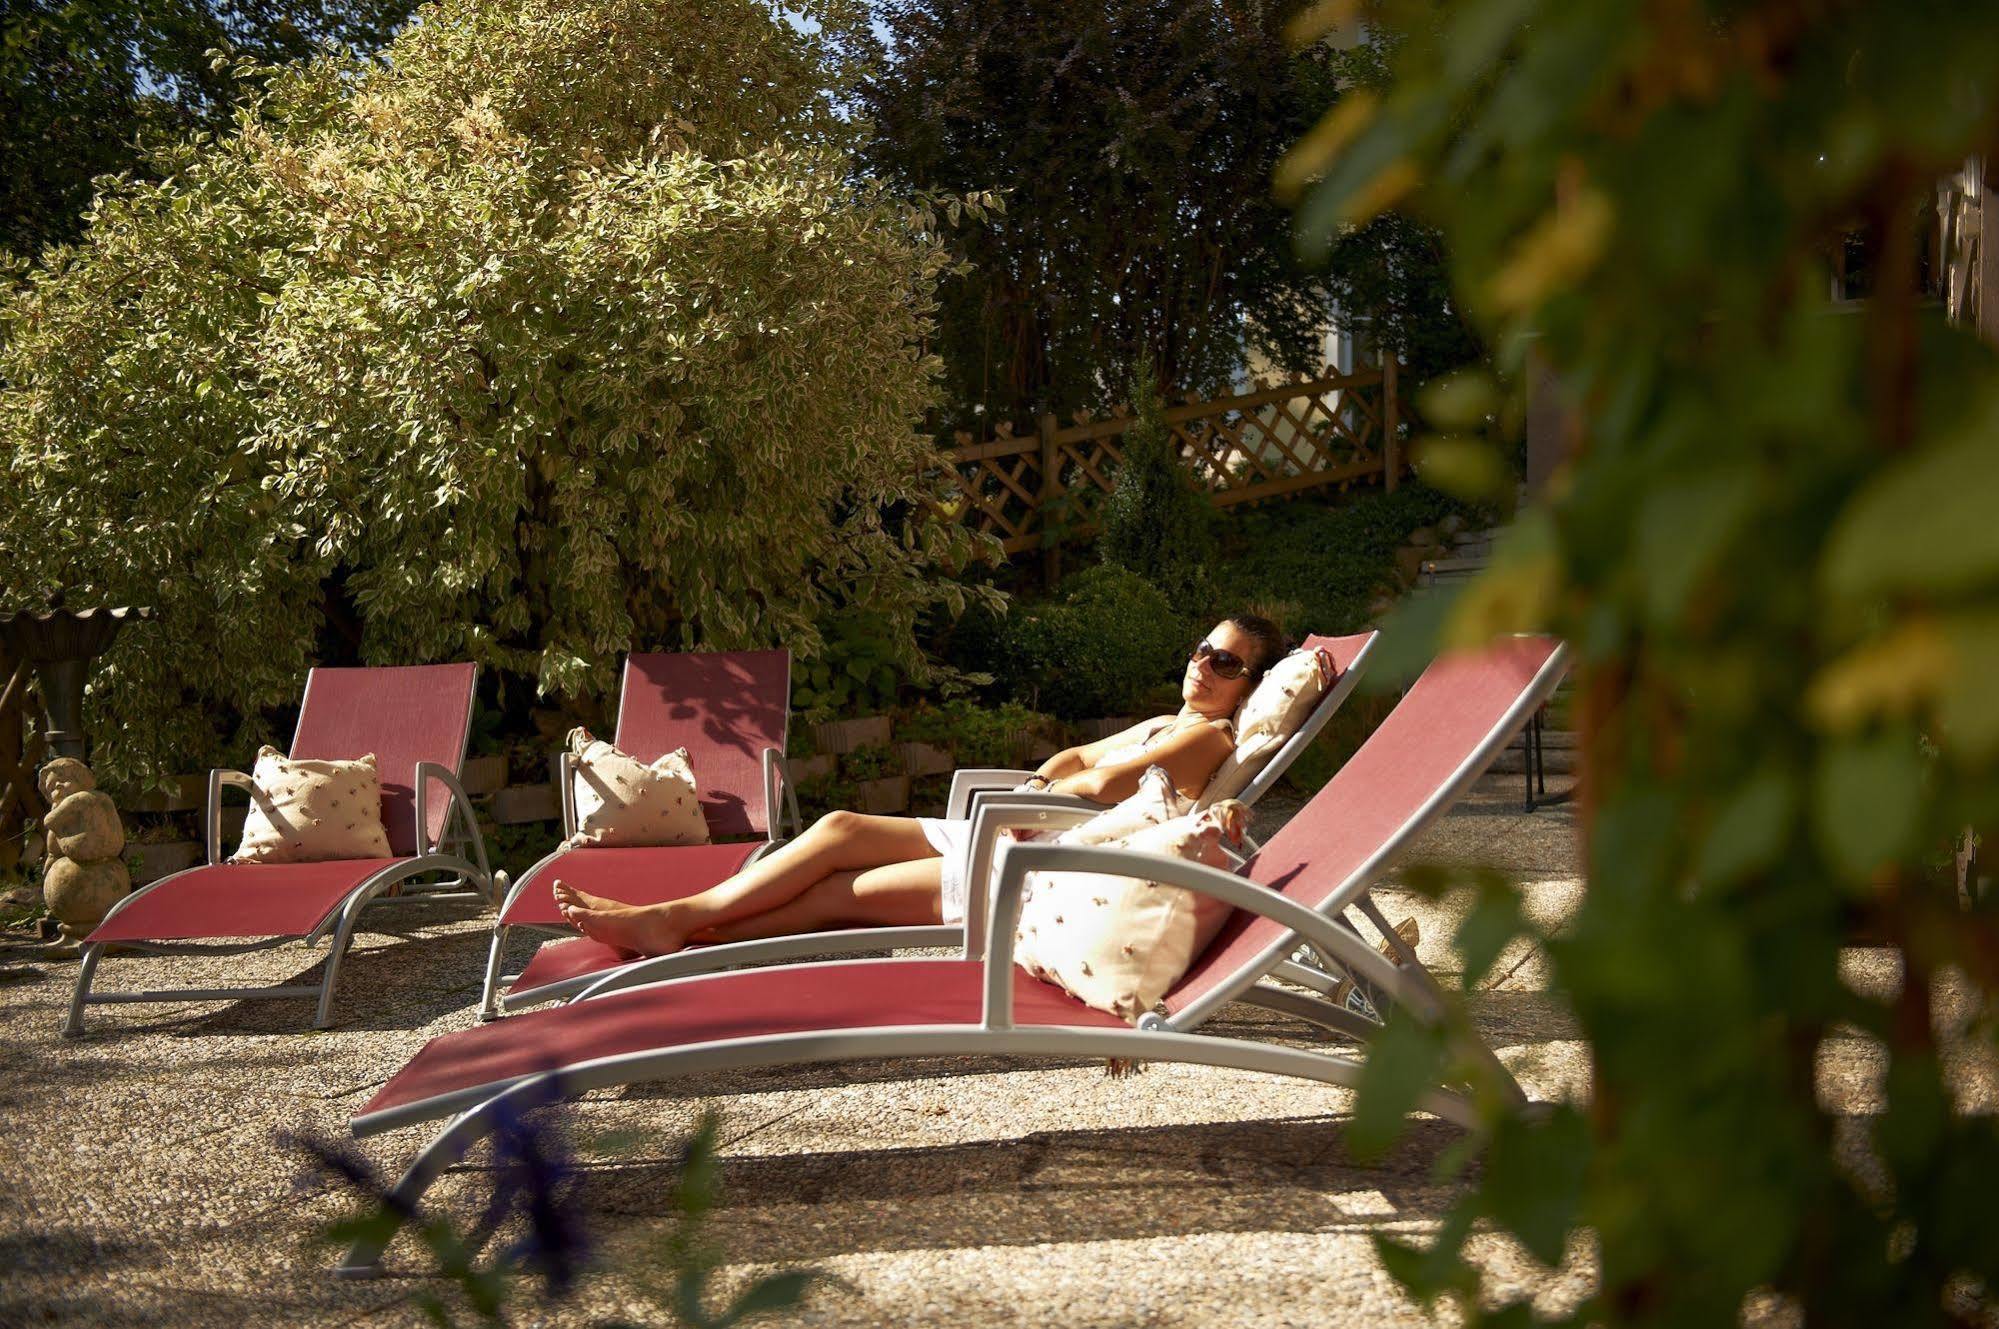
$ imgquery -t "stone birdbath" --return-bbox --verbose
[0,603,152,948]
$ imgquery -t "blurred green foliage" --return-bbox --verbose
[1292,1,1999,1323]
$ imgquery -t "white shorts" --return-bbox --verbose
[916,817,972,924]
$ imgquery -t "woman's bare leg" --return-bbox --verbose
[553,810,938,954]
[690,858,946,944]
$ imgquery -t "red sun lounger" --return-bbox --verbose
[337,636,1567,1277]
[66,663,491,1035]
[498,630,1379,1015]
[479,650,792,1018]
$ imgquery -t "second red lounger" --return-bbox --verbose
[65,663,491,1035]
[479,649,793,1018]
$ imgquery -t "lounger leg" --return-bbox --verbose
[314,890,378,1030]
[1351,894,1528,1109]
[62,942,104,1038]
[336,1074,560,1278]
[478,924,509,1022]
[1245,982,1382,1042]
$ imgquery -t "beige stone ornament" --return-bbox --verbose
[36,757,130,942]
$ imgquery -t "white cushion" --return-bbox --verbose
[232,746,394,863]
[1012,801,1249,1022]
[1200,645,1335,806]
[566,728,710,848]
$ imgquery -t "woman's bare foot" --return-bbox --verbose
[552,879,693,955]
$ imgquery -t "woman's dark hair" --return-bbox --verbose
[1225,613,1288,684]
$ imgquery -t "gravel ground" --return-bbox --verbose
[0,772,1947,1328]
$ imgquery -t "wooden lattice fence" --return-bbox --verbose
[940,360,1404,573]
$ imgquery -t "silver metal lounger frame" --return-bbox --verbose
[477,653,797,1020]
[65,758,494,1036]
[490,634,1383,1017]
[336,641,1567,1277]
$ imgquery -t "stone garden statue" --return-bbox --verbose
[38,757,129,942]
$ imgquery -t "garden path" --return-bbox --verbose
[0,769,1958,1327]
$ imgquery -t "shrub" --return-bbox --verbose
[792,609,904,722]
[995,564,1190,719]
[907,695,1063,767]
[0,0,999,786]
[1209,482,1479,637]
[1098,359,1216,600]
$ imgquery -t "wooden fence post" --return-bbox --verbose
[1382,355,1401,492]
[1038,412,1062,587]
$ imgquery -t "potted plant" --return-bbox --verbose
[793,772,860,826]
[893,704,957,777]
[932,699,1058,770]
[783,722,836,785]
[841,744,909,814]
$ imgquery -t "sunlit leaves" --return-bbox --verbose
[1290,7,1999,1311]
[1483,183,1615,318]
[1821,390,1999,600]
[1811,730,1926,884]
[0,0,1000,785]
[1348,1012,1451,1161]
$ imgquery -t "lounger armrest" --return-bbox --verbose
[946,768,1036,819]
[205,768,257,865]
[964,787,1104,821]
[556,751,580,841]
[760,746,801,839]
[958,799,1104,954]
[978,840,1417,1031]
[415,762,491,886]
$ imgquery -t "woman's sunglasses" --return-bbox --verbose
[1190,640,1252,680]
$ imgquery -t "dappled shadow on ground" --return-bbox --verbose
[427,1114,1473,1272]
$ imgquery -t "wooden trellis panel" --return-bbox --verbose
[940,360,1406,564]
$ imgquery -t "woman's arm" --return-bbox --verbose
[1027,718,1166,784]
[1047,721,1233,805]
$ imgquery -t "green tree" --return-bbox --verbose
[0,0,998,785]
[1293,2,1999,1324]
[0,1,414,259]
[1286,27,1484,381]
[1097,359,1215,600]
[848,0,1342,429]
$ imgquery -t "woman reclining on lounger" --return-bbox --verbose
[553,614,1287,956]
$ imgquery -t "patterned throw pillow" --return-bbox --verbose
[1011,800,1250,1023]
[1200,644,1336,806]
[566,728,710,848]
[1055,764,1189,845]
[232,746,395,864]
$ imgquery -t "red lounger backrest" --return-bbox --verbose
[614,650,790,840]
[1164,635,1566,1017]
[293,663,478,858]
[1300,631,1373,676]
